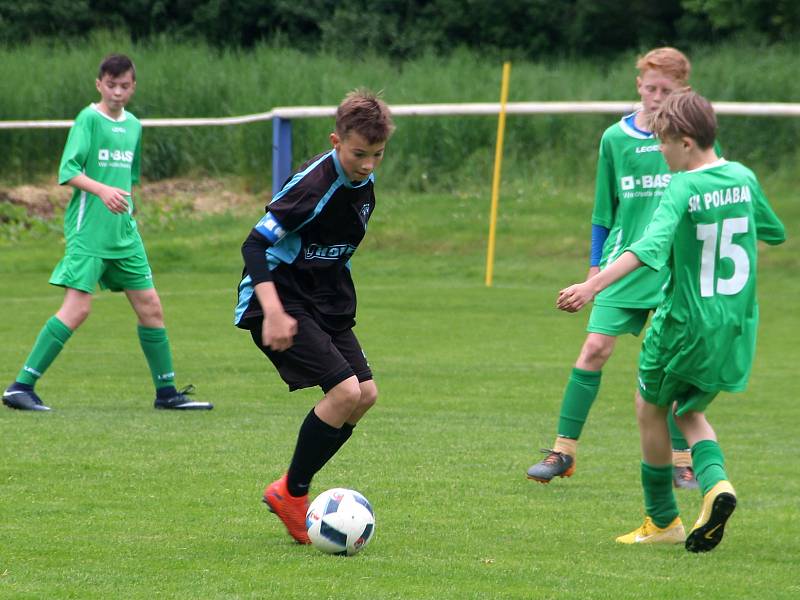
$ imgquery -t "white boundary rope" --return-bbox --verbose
[2,101,800,129]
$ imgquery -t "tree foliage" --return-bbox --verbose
[1,0,799,57]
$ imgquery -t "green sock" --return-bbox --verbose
[667,409,689,451]
[137,325,175,390]
[691,440,728,495]
[16,316,73,386]
[641,462,679,528]
[556,368,602,440]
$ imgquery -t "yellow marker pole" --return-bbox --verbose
[485,61,511,287]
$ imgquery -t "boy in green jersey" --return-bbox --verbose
[528,48,700,488]
[2,54,212,412]
[557,90,785,552]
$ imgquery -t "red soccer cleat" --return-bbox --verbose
[263,474,311,544]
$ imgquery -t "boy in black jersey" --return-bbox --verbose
[235,89,394,544]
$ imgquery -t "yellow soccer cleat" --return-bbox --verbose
[616,516,686,545]
[685,480,737,553]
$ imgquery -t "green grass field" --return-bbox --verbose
[1,187,798,599]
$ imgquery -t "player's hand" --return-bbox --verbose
[97,185,130,213]
[557,282,594,313]
[262,310,298,352]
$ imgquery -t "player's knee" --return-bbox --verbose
[582,339,613,363]
[359,381,378,411]
[137,294,164,324]
[634,393,653,425]
[74,304,92,325]
[330,378,362,412]
[674,410,703,429]
[58,303,91,329]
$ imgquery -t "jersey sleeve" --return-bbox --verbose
[591,133,617,228]
[131,125,142,185]
[590,224,610,266]
[254,179,321,244]
[627,177,686,270]
[241,230,273,284]
[58,111,92,185]
[750,175,786,245]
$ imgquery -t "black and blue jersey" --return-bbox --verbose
[235,149,376,332]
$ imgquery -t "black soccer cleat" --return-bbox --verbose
[2,387,51,411]
[685,481,737,553]
[526,449,575,483]
[154,384,213,410]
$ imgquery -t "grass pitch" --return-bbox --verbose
[1,188,798,599]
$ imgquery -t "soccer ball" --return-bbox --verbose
[306,488,375,556]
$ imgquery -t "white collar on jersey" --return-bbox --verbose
[618,109,653,140]
[90,103,128,123]
[687,158,728,173]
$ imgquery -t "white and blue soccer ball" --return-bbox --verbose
[306,488,375,556]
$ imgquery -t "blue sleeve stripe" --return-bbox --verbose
[295,180,343,230]
[590,224,610,266]
[270,150,334,205]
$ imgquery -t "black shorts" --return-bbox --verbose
[249,311,372,393]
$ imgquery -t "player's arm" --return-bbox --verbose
[751,179,786,246]
[562,177,685,313]
[241,229,297,352]
[558,251,643,312]
[588,224,610,279]
[243,171,327,349]
[66,174,130,214]
[589,133,615,279]
[58,112,129,214]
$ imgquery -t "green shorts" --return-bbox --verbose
[49,250,154,293]
[587,304,651,337]
[639,326,719,415]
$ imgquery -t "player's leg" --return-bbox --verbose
[317,329,378,465]
[527,312,617,483]
[4,253,100,411]
[117,252,211,410]
[528,305,650,483]
[292,375,363,487]
[669,406,698,489]
[350,379,378,423]
[3,288,90,411]
[616,391,685,544]
[673,396,736,552]
[284,325,378,492]
[527,332,611,482]
[261,376,360,545]
[251,314,360,543]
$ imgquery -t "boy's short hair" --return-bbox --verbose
[335,89,395,144]
[636,47,690,84]
[98,54,136,81]
[650,90,717,149]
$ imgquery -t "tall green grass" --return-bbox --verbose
[2,33,800,190]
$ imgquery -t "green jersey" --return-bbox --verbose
[592,112,672,308]
[630,159,785,392]
[58,104,143,258]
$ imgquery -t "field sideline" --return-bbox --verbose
[1,190,798,599]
